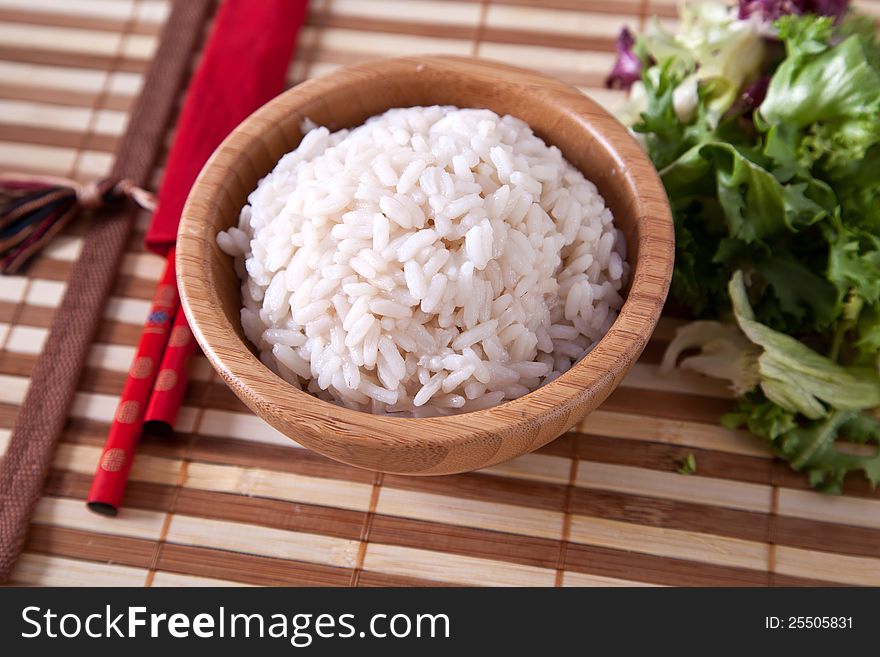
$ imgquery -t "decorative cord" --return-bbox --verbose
[0,174,156,274]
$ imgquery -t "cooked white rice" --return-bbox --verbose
[217,106,628,416]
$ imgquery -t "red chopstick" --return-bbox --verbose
[86,249,178,515]
[143,304,197,436]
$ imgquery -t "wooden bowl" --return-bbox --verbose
[177,55,673,475]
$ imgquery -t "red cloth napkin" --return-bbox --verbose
[146,0,308,254]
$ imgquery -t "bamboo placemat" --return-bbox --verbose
[1,0,879,587]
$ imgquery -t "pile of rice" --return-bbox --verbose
[218,106,627,416]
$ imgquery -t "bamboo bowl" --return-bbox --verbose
[177,55,673,475]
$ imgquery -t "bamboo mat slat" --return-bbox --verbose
[1,0,879,587]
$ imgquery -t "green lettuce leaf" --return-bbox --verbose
[798,116,880,171]
[837,13,880,70]
[759,34,880,130]
[758,26,880,183]
[659,141,837,331]
[729,271,880,418]
[775,14,835,59]
[752,255,838,329]
[721,394,798,440]
[854,303,880,369]
[829,144,880,229]
[781,410,880,493]
[827,226,880,304]
[636,58,700,169]
[724,398,880,494]
[701,143,830,242]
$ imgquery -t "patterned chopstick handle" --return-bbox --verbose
[86,249,179,515]
[143,305,197,436]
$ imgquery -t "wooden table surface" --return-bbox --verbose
[0,0,878,587]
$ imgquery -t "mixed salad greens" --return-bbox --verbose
[607,0,880,492]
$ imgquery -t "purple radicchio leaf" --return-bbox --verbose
[810,0,849,20]
[741,75,771,110]
[738,0,849,20]
[739,0,805,20]
[605,27,642,91]
[726,75,771,120]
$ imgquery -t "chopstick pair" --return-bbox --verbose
[85,0,309,515]
[86,250,196,515]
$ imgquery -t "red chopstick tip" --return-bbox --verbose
[87,501,119,517]
[142,419,174,437]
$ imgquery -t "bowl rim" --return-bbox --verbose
[177,55,674,458]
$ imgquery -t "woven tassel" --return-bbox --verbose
[0,174,156,274]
